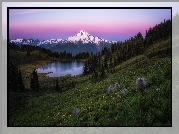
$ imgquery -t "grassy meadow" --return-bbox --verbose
[8,38,171,126]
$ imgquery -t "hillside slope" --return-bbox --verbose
[9,38,171,126]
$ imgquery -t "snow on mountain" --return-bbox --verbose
[10,39,23,43]
[67,30,113,45]
[67,30,91,43]
[9,30,116,47]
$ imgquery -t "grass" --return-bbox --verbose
[19,60,54,88]
[8,39,171,126]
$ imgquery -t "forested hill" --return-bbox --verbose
[83,18,171,78]
[9,42,54,65]
[9,39,96,66]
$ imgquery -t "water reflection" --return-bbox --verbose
[36,61,85,77]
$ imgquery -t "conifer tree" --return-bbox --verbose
[100,64,105,77]
[26,50,31,57]
[9,60,25,92]
[94,70,98,80]
[18,69,25,92]
[30,69,39,92]
[55,78,62,92]
[9,61,19,92]
[83,59,89,75]
[104,58,108,69]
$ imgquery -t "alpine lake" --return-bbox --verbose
[36,61,85,77]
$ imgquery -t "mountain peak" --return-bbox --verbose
[67,30,112,45]
[76,30,90,36]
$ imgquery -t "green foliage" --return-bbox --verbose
[55,78,62,92]
[26,50,31,57]
[18,70,25,92]
[9,92,28,119]
[82,18,171,81]
[30,69,40,92]
[9,60,25,92]
[100,64,106,77]
[9,55,171,126]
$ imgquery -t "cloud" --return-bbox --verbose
[9,9,45,16]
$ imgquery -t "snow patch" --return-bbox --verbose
[9,30,114,46]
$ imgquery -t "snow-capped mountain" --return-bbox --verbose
[9,30,116,46]
[9,30,117,55]
[67,30,113,45]
[10,39,41,46]
[9,38,65,46]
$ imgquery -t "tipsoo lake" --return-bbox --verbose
[36,61,85,77]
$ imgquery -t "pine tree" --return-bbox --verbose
[71,81,76,88]
[9,61,15,92]
[55,78,62,92]
[94,70,98,80]
[104,58,108,70]
[18,69,25,92]
[109,57,113,68]
[83,59,89,75]
[9,60,25,92]
[9,61,19,92]
[100,64,105,77]
[30,69,39,92]
[26,50,31,57]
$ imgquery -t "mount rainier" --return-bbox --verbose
[10,30,116,55]
[67,30,114,45]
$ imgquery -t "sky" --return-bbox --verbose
[2,2,177,42]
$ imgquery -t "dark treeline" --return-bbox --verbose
[30,69,40,92]
[83,18,171,81]
[9,42,92,61]
[74,51,90,59]
[9,59,25,92]
[9,57,39,93]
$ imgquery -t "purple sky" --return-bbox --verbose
[9,9,171,42]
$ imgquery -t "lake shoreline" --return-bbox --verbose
[20,59,86,88]
[55,59,86,62]
[36,60,85,77]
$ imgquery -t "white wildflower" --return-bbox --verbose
[156,88,160,91]
[108,85,114,93]
[122,88,128,95]
[73,108,80,115]
[136,77,146,92]
[114,82,120,89]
